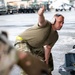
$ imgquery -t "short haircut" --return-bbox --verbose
[54,13,64,18]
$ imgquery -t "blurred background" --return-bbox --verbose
[0,0,75,75]
[0,0,75,15]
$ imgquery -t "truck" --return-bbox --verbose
[0,0,18,15]
[0,0,7,15]
[18,4,35,13]
[0,0,35,14]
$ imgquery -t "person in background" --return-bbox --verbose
[0,31,16,75]
[15,6,64,75]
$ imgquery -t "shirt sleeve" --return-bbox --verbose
[37,20,50,28]
[49,34,59,47]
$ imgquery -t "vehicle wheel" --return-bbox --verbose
[60,9,63,11]
[64,9,66,11]
[70,70,75,75]
[73,45,75,49]
[55,9,58,11]
[69,8,71,11]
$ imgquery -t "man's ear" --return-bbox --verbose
[50,17,56,24]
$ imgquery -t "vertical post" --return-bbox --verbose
[34,0,37,3]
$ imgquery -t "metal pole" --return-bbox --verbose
[34,0,37,3]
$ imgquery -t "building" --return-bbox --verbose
[2,0,30,8]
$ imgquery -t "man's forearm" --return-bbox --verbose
[38,15,46,26]
[38,6,46,26]
[44,45,51,64]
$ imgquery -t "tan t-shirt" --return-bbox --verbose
[19,21,58,48]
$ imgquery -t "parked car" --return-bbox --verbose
[55,5,64,11]
[18,4,35,13]
[49,4,64,11]
[0,5,7,15]
[49,2,72,11]
[63,3,72,11]
[7,5,18,14]
[30,3,40,11]
[55,3,72,11]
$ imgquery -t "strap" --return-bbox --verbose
[14,36,26,46]
[16,36,23,41]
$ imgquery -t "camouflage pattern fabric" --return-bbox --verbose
[15,42,53,75]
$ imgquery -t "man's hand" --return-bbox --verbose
[38,6,45,16]
[44,59,48,65]
[38,6,46,27]
[17,51,28,60]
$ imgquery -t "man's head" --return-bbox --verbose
[51,13,64,30]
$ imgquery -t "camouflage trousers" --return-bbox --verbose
[15,42,54,75]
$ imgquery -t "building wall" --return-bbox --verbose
[4,0,29,8]
[6,0,21,2]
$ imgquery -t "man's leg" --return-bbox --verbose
[48,53,54,75]
[32,47,54,75]
[15,42,31,75]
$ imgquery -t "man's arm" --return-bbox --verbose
[38,6,47,27]
[44,45,52,64]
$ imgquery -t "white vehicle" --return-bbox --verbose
[0,0,7,15]
[0,0,18,15]
[49,0,72,11]
[49,4,64,11]
[49,1,64,11]
[63,3,72,11]
[55,5,64,11]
